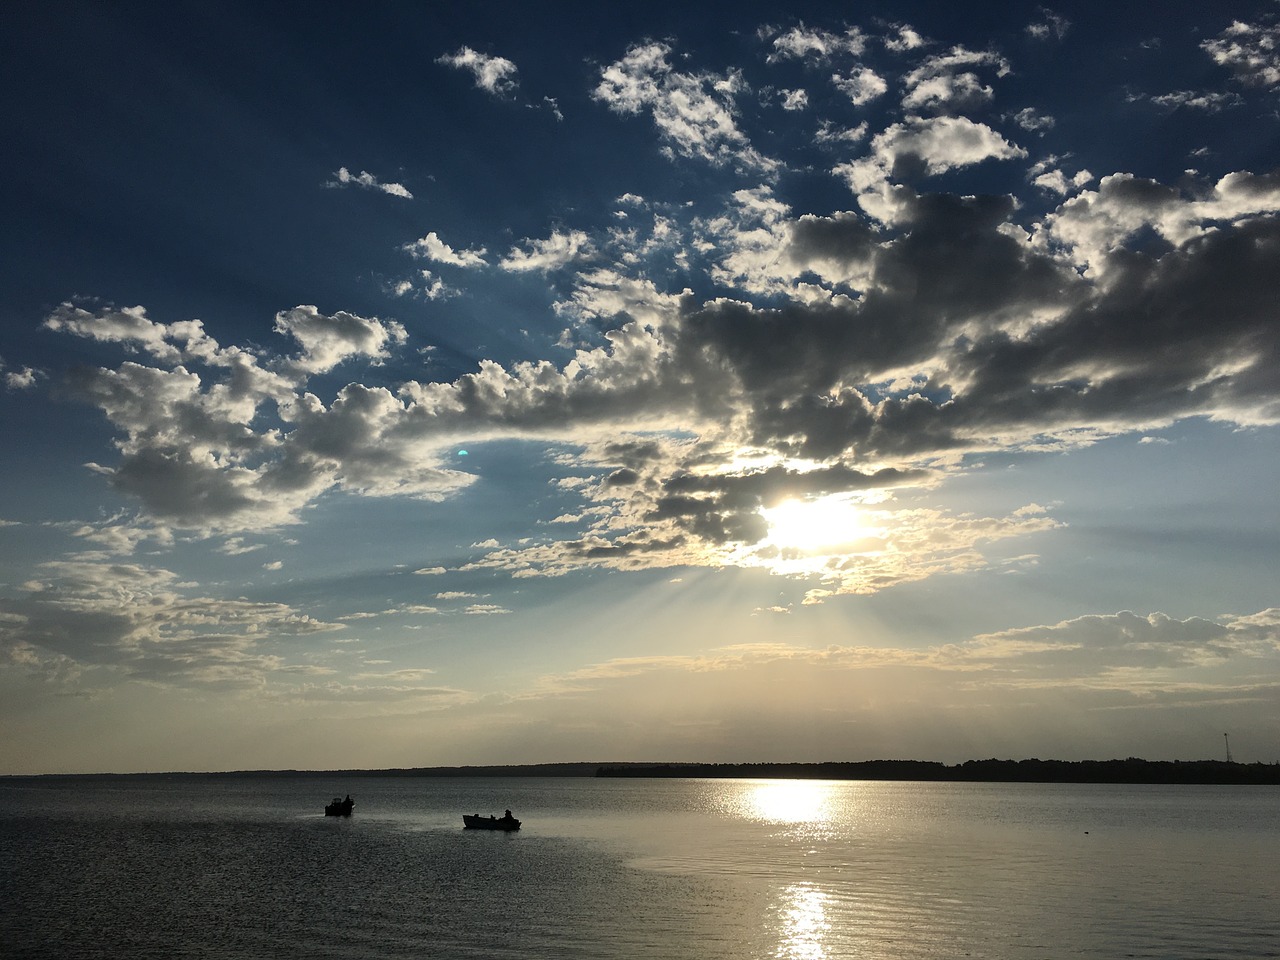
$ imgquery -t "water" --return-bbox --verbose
[2,776,1276,959]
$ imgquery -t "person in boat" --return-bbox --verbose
[504,809,513,820]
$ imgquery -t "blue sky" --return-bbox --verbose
[2,1,1278,773]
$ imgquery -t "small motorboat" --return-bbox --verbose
[325,795,355,816]
[463,809,520,831]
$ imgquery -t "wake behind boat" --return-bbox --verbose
[463,809,520,831]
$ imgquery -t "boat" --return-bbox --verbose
[325,795,355,816]
[463,810,520,831]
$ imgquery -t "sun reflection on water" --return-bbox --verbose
[776,883,831,959]
[745,780,838,825]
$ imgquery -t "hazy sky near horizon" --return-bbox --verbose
[2,0,1278,773]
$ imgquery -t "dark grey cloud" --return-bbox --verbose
[646,464,925,545]
[26,16,1280,601]
[37,162,1280,594]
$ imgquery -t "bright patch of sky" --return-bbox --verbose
[1,0,1278,772]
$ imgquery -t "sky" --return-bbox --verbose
[1,1,1278,774]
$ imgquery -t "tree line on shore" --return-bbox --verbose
[11,757,1278,782]
[595,758,1280,784]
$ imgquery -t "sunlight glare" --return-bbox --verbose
[776,883,832,960]
[760,495,881,553]
[746,780,835,824]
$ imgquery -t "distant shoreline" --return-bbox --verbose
[596,758,1280,785]
[4,758,1278,784]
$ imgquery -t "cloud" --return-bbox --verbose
[1038,170,1280,275]
[499,229,595,273]
[593,42,778,172]
[1026,10,1070,42]
[964,609,1278,675]
[1012,107,1054,131]
[402,231,489,267]
[900,47,1011,113]
[44,303,184,364]
[779,89,808,111]
[546,606,1279,689]
[393,270,461,301]
[834,116,1027,221]
[276,680,474,706]
[437,46,519,97]
[884,24,926,53]
[5,365,39,390]
[44,161,1280,586]
[62,518,168,559]
[832,67,887,106]
[463,462,1063,601]
[45,302,470,533]
[815,120,868,145]
[1203,20,1280,87]
[464,603,511,615]
[273,305,408,376]
[1146,90,1243,112]
[0,560,342,690]
[34,104,1280,600]
[1029,157,1092,195]
[766,24,868,63]
[325,167,412,199]
[497,606,1280,761]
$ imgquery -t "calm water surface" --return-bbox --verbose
[2,776,1276,958]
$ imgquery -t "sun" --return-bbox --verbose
[760,494,881,553]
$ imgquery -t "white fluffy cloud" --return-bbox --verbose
[436,46,519,96]
[767,24,867,62]
[835,115,1027,221]
[1203,20,1280,87]
[4,363,39,390]
[273,305,408,376]
[779,89,809,111]
[594,42,777,172]
[499,230,595,273]
[1039,170,1280,275]
[402,231,489,267]
[832,67,887,106]
[44,303,184,363]
[884,23,926,53]
[901,47,1010,113]
[1012,107,1055,131]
